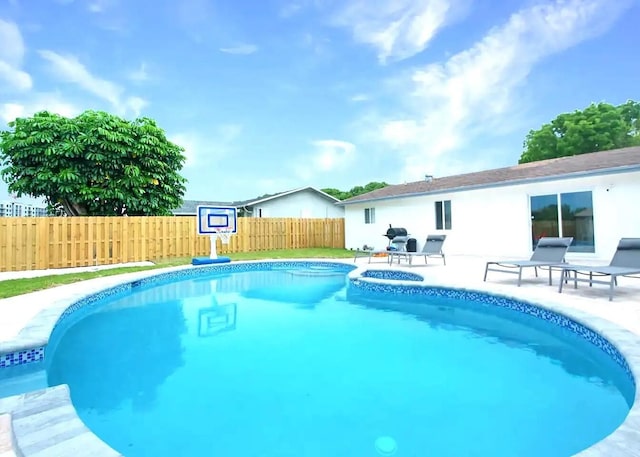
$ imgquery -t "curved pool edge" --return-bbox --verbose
[1,259,640,456]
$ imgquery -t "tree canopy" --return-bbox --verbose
[0,110,187,216]
[322,181,389,200]
[519,100,640,164]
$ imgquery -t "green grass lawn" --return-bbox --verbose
[0,248,354,299]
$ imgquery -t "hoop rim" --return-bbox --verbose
[212,230,233,244]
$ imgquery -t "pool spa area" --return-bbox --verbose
[1,260,639,456]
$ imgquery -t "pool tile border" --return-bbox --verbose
[0,348,45,369]
[360,269,424,282]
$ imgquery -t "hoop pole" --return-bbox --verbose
[209,234,218,259]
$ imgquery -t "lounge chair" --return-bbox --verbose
[484,237,573,286]
[389,235,447,266]
[558,238,640,301]
[353,237,408,263]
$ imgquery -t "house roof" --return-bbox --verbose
[172,186,340,215]
[172,200,234,215]
[234,186,340,207]
[339,146,640,205]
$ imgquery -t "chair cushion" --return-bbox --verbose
[617,238,640,250]
[537,237,572,248]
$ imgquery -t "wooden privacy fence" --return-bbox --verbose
[0,217,345,272]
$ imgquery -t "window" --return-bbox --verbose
[435,200,452,230]
[364,207,375,224]
[530,191,594,252]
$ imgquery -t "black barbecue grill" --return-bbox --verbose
[384,225,409,250]
[384,226,408,240]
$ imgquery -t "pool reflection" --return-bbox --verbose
[198,301,237,337]
[47,297,187,413]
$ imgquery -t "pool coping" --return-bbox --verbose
[0,259,639,456]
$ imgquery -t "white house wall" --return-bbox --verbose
[345,170,640,261]
[252,189,344,218]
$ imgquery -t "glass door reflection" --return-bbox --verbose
[530,194,559,250]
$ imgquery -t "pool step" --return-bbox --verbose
[0,385,121,457]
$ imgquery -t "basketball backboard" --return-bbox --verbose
[196,206,237,235]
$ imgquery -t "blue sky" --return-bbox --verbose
[0,0,638,204]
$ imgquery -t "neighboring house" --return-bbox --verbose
[338,146,640,260]
[235,187,344,218]
[172,200,233,216]
[173,187,344,218]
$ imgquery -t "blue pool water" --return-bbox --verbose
[45,268,634,457]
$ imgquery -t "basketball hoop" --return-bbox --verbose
[194,205,237,262]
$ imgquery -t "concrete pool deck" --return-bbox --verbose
[1,255,640,456]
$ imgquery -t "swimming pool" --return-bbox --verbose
[29,261,635,457]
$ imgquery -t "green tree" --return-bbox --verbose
[519,100,640,164]
[0,110,187,216]
[321,187,348,200]
[322,181,389,200]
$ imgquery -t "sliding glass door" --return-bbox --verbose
[530,191,594,252]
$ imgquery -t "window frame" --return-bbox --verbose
[435,200,452,230]
[529,191,594,253]
[364,207,376,224]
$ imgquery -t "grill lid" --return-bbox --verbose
[384,227,408,239]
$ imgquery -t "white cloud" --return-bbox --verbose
[127,62,149,82]
[0,103,24,124]
[0,20,25,64]
[350,93,370,102]
[88,0,113,13]
[0,62,32,91]
[217,123,243,140]
[280,2,304,18]
[300,32,332,57]
[51,0,114,12]
[0,19,32,91]
[295,139,356,180]
[330,0,470,63]
[1,93,81,124]
[39,50,122,105]
[38,50,146,117]
[169,124,243,168]
[363,0,632,181]
[125,96,148,117]
[219,44,258,55]
[169,133,198,167]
